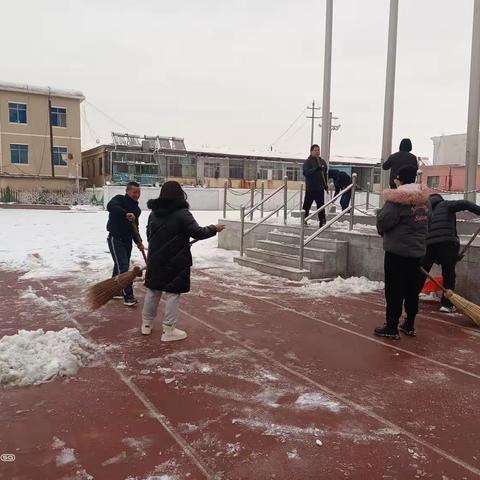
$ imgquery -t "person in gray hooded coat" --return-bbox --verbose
[375,165,430,339]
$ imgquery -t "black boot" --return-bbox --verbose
[399,319,416,337]
[374,324,400,339]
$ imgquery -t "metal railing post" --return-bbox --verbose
[283,176,288,225]
[260,182,265,218]
[366,182,370,210]
[299,210,305,270]
[240,206,245,256]
[250,182,255,221]
[349,173,357,231]
[223,181,228,219]
[299,183,304,211]
[417,169,423,185]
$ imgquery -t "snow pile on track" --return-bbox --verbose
[300,276,383,298]
[0,328,96,387]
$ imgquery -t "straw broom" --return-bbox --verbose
[420,267,480,327]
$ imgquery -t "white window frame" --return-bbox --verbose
[8,102,28,125]
[10,143,29,165]
[53,146,68,167]
[51,105,67,128]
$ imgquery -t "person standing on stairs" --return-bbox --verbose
[141,181,225,342]
[375,165,430,339]
[302,144,329,226]
[328,169,352,211]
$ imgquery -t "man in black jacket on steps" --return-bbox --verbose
[302,144,328,226]
[421,193,480,313]
[106,181,145,306]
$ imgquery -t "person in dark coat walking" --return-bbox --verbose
[420,193,480,313]
[106,181,144,306]
[328,169,352,211]
[302,144,328,225]
[375,165,430,339]
[141,181,225,341]
[382,138,418,189]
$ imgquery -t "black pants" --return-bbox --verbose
[421,242,459,308]
[384,252,423,329]
[107,235,133,299]
[303,189,326,224]
[340,190,352,211]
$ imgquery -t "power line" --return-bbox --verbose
[85,100,131,132]
[270,107,308,148]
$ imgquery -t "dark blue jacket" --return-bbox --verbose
[303,155,328,192]
[106,194,142,244]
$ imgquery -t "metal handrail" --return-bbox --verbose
[244,180,286,218]
[240,176,288,256]
[299,173,358,269]
[306,173,357,222]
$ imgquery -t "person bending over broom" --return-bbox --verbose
[141,181,225,341]
[375,165,430,339]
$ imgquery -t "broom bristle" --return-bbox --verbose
[444,289,480,327]
[87,266,144,310]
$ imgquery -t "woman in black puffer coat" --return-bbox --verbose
[141,181,225,341]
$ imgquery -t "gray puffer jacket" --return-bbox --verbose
[377,184,430,258]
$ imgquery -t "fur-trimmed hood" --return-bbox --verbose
[382,184,430,206]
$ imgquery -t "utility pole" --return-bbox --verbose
[48,89,55,177]
[306,100,322,147]
[319,112,341,162]
[465,0,480,201]
[380,0,399,197]
[321,0,333,165]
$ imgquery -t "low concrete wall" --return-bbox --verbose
[219,219,480,304]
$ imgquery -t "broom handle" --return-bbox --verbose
[458,224,480,260]
[130,221,148,264]
[420,267,447,293]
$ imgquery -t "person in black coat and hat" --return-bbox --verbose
[421,193,480,313]
[141,181,225,341]
[382,138,418,189]
[328,169,352,210]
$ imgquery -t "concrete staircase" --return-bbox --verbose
[234,228,348,281]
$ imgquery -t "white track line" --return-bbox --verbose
[179,306,480,478]
[38,281,217,480]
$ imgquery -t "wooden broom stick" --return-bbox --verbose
[457,224,480,261]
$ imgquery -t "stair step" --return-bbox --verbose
[234,257,309,281]
[257,239,334,261]
[268,230,347,250]
[245,247,320,270]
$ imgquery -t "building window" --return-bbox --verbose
[427,176,439,188]
[10,144,29,164]
[258,161,283,181]
[51,107,67,127]
[229,159,244,179]
[373,167,381,184]
[204,161,222,178]
[9,103,27,124]
[286,165,302,182]
[98,157,103,176]
[167,156,196,177]
[53,147,68,166]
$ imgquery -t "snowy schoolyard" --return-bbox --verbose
[1,207,479,480]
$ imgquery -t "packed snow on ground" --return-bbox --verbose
[0,209,234,281]
[0,328,97,387]
[299,276,384,298]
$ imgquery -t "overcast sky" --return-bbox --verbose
[1,0,475,159]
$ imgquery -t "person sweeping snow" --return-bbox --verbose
[375,165,430,339]
[141,181,225,341]
[420,193,480,313]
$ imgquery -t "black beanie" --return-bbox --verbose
[399,138,412,152]
[397,165,417,185]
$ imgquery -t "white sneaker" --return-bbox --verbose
[141,323,152,335]
[440,306,456,314]
[161,325,187,342]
